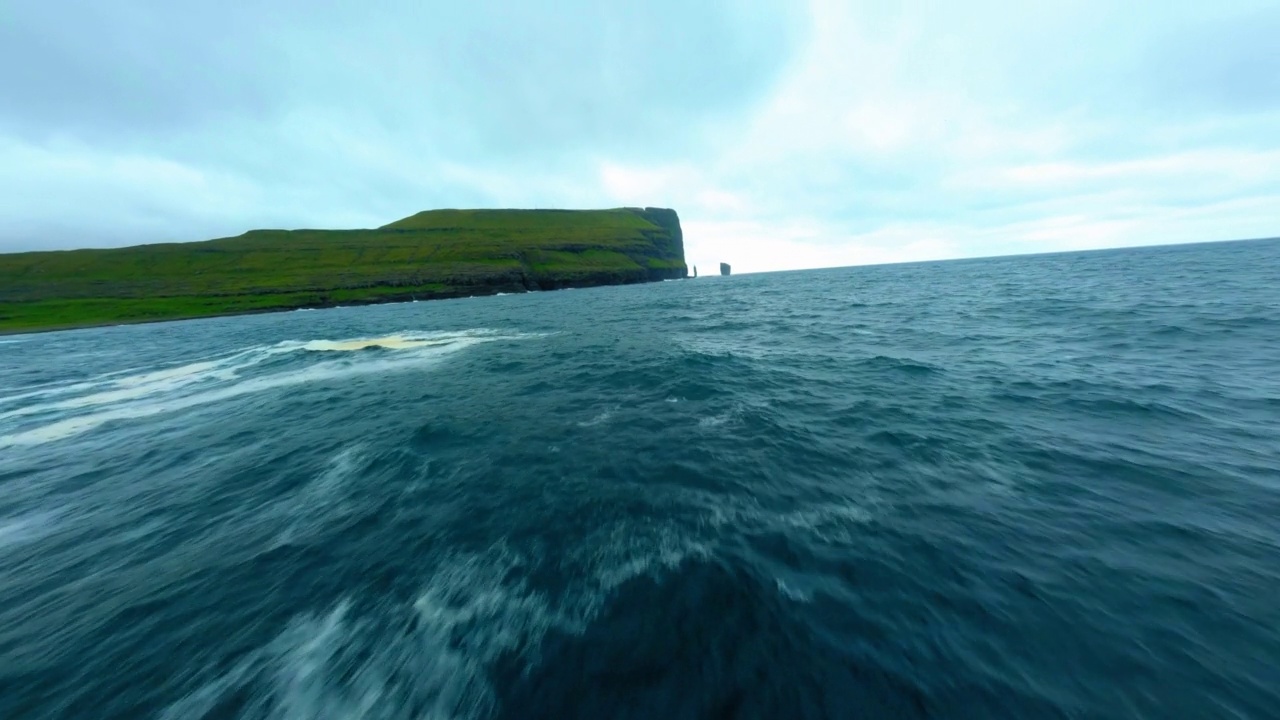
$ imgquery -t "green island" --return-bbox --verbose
[0,207,688,334]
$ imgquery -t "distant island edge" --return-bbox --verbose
[0,207,698,335]
[0,278,655,337]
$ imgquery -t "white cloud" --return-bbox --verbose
[600,0,1280,270]
[2,0,1277,266]
[981,150,1280,190]
[684,219,960,274]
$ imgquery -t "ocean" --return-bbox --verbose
[1,239,1278,719]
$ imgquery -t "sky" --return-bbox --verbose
[2,0,1278,272]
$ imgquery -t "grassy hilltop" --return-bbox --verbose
[0,207,687,333]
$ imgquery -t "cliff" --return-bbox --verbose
[0,207,688,333]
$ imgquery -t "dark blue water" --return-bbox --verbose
[2,239,1279,719]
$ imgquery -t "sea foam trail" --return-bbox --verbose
[161,529,712,720]
[299,334,459,352]
[160,549,557,720]
[0,330,534,449]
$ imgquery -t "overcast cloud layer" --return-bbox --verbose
[2,0,1278,271]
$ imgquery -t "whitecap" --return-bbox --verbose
[0,348,270,413]
[583,525,711,599]
[162,521,719,719]
[698,491,880,548]
[270,445,367,548]
[162,549,559,720]
[299,334,445,352]
[775,578,813,603]
[577,406,617,427]
[697,411,734,428]
[0,329,541,448]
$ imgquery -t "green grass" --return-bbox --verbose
[0,207,687,333]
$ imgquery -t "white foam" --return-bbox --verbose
[270,445,366,548]
[299,334,448,352]
[697,411,734,428]
[0,360,242,423]
[775,504,873,545]
[160,513,728,719]
[576,406,618,427]
[0,347,271,412]
[582,524,711,598]
[702,493,878,548]
[162,548,558,720]
[0,329,538,448]
[775,578,813,603]
[0,379,103,407]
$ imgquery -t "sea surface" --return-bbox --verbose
[2,240,1279,719]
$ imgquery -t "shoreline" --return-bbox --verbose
[0,272,684,337]
[0,206,689,338]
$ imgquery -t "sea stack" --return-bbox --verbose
[720,262,731,276]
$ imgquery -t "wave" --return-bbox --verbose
[269,445,369,549]
[698,409,737,428]
[858,355,942,375]
[160,549,555,720]
[577,406,619,428]
[297,334,462,352]
[162,526,711,720]
[0,330,537,449]
[0,510,62,550]
[696,490,880,550]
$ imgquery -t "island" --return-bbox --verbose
[720,262,731,276]
[0,207,688,334]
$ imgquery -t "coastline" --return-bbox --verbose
[0,269,685,337]
[0,207,689,337]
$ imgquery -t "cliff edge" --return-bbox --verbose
[0,207,689,333]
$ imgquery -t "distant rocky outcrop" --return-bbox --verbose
[720,263,731,276]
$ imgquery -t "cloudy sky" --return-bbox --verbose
[2,0,1278,272]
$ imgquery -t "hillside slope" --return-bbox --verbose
[0,207,687,333]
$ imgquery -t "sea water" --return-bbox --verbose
[1,239,1278,718]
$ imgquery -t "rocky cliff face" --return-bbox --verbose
[633,207,685,263]
[514,207,687,289]
[720,263,731,276]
